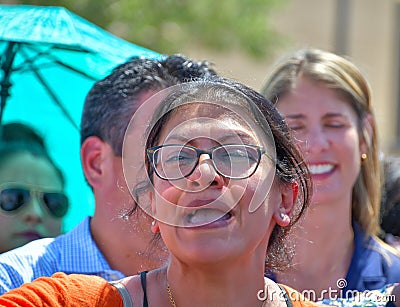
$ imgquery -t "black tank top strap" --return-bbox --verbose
[140,271,149,307]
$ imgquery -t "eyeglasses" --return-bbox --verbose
[147,144,271,180]
[0,187,69,218]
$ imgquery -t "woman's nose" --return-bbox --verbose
[300,127,330,155]
[22,195,45,224]
[186,154,224,190]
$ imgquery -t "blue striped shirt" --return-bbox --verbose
[0,217,125,294]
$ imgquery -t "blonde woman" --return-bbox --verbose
[261,48,400,298]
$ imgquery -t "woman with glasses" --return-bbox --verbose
[261,48,400,298]
[0,123,68,253]
[0,79,318,306]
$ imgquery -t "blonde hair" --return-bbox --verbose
[261,48,381,236]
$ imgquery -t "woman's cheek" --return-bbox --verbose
[229,180,258,211]
[153,180,182,222]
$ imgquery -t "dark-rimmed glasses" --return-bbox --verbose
[0,187,69,218]
[147,144,271,180]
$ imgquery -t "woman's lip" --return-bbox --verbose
[185,198,235,212]
[186,199,221,208]
[174,197,237,227]
[182,199,234,227]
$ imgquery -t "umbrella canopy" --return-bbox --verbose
[0,4,162,231]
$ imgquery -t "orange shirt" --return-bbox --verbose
[0,272,122,307]
[0,272,322,307]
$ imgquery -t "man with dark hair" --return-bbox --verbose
[0,55,217,293]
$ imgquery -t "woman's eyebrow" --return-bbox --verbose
[322,112,348,119]
[284,113,349,120]
[164,132,255,144]
[218,132,255,143]
[284,114,305,119]
[162,134,189,143]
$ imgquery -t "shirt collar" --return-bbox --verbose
[56,217,124,279]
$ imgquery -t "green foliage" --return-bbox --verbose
[15,0,287,58]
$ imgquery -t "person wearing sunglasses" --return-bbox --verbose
[0,122,68,253]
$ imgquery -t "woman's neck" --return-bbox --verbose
[164,257,284,307]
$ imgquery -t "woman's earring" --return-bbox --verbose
[278,212,290,226]
[151,220,160,233]
[280,212,287,220]
[361,153,367,161]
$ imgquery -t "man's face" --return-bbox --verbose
[97,89,169,270]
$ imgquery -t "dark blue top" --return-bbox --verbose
[343,223,400,293]
[266,223,400,296]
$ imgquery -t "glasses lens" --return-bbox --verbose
[42,193,69,218]
[0,188,30,212]
[154,145,198,179]
[213,145,260,178]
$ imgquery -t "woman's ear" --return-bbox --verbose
[360,114,374,155]
[81,136,107,188]
[273,182,298,227]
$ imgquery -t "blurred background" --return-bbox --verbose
[2,0,399,230]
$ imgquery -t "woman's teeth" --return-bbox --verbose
[187,208,229,225]
[308,164,334,175]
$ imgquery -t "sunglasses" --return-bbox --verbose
[0,187,69,218]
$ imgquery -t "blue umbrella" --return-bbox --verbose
[0,5,162,231]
